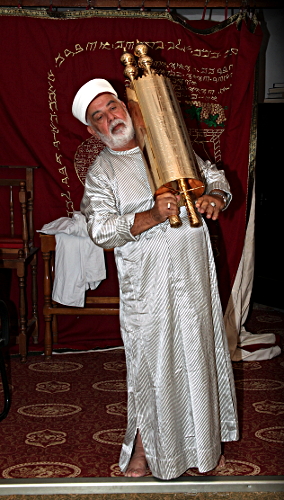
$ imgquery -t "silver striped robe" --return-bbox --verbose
[81,146,239,480]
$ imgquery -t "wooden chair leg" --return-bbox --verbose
[50,251,58,344]
[18,273,27,363]
[51,305,58,344]
[0,349,10,421]
[42,248,54,359]
[31,258,38,344]
[0,300,11,421]
[44,314,53,360]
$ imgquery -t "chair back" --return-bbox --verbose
[0,166,38,257]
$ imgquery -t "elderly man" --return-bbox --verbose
[72,78,239,480]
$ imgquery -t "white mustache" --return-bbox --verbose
[109,119,126,134]
[94,110,135,149]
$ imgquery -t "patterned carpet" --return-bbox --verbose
[0,304,283,480]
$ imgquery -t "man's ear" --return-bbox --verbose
[87,125,98,137]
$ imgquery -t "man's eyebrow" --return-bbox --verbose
[91,99,117,118]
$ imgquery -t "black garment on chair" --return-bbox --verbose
[0,300,10,421]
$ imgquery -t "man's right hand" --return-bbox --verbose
[150,191,180,223]
[130,191,180,237]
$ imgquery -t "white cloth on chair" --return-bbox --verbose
[39,211,106,307]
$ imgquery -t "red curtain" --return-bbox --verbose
[0,8,262,351]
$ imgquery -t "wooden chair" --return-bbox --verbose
[0,299,11,421]
[40,234,119,359]
[0,166,39,362]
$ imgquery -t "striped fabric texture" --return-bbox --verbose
[81,147,239,480]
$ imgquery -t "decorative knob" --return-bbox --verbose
[120,48,138,82]
[134,42,153,76]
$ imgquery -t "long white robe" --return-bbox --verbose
[81,146,239,480]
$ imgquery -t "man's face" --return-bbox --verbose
[86,93,135,151]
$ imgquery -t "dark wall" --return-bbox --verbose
[252,103,284,310]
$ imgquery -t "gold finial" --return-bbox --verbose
[134,42,154,76]
[120,48,138,82]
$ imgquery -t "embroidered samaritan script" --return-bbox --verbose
[0,7,262,307]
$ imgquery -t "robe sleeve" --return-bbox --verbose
[195,154,232,210]
[80,160,138,249]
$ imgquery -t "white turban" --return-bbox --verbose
[72,79,118,125]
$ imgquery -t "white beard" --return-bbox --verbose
[95,111,135,150]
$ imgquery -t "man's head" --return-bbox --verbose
[72,78,135,151]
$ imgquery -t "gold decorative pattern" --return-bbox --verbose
[103,361,127,372]
[74,136,105,186]
[110,463,127,477]
[185,460,261,476]
[17,403,82,417]
[106,401,127,417]
[255,427,284,444]
[253,400,284,416]
[92,429,125,445]
[189,128,224,165]
[36,381,71,393]
[29,361,83,372]
[25,429,67,448]
[92,380,127,392]
[232,361,262,371]
[248,57,258,189]
[0,7,172,21]
[234,379,284,391]
[2,462,81,478]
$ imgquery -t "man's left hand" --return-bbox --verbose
[195,194,225,220]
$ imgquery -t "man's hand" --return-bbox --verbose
[195,192,225,221]
[130,191,180,237]
[150,191,180,223]
[130,190,226,236]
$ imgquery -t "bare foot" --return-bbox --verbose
[215,454,226,470]
[124,431,148,478]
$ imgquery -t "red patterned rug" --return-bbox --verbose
[0,304,283,480]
